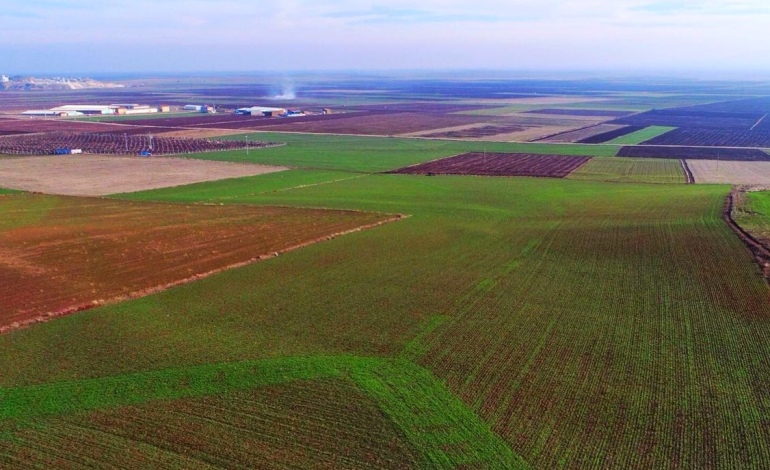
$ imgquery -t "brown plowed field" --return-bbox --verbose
[419,123,527,139]
[0,194,393,331]
[537,124,627,143]
[387,152,591,177]
[0,118,130,134]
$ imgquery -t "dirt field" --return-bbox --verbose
[388,153,591,177]
[0,155,287,196]
[537,124,628,143]
[0,194,393,331]
[688,160,770,184]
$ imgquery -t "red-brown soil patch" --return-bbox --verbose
[0,194,396,332]
[387,153,592,178]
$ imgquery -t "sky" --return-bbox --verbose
[1,0,770,75]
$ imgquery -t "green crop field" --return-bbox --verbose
[567,157,686,184]
[3,145,770,469]
[733,190,770,239]
[605,126,677,145]
[198,132,620,172]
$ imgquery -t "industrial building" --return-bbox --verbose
[184,105,216,113]
[22,103,172,117]
[234,106,287,116]
[22,110,83,117]
[50,105,113,115]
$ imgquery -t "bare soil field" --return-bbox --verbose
[387,153,591,177]
[156,128,251,139]
[687,160,770,184]
[0,118,130,134]
[415,123,525,139]
[537,124,627,143]
[255,112,491,136]
[0,155,287,196]
[524,109,633,117]
[0,194,392,331]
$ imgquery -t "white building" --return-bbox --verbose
[234,106,286,116]
[50,105,113,115]
[1,75,9,83]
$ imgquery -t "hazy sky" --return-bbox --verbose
[2,0,770,74]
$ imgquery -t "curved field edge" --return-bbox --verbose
[0,194,401,333]
[0,356,529,470]
[0,378,421,469]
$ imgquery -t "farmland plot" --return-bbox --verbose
[566,157,686,184]
[0,132,273,156]
[642,128,770,148]
[3,171,770,468]
[387,153,591,177]
[0,194,391,330]
[617,145,770,161]
[686,160,770,185]
[0,379,421,469]
[0,155,287,196]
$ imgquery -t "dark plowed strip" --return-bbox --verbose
[617,146,770,161]
[577,126,645,144]
[387,153,592,178]
[525,109,633,117]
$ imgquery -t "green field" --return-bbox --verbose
[200,132,620,172]
[3,154,770,468]
[567,157,685,184]
[605,126,677,145]
[733,190,770,239]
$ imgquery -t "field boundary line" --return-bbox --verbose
[681,159,694,184]
[750,114,768,131]
[723,187,770,284]
[215,174,370,200]
[0,213,405,335]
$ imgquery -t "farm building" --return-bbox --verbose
[110,104,159,115]
[234,106,287,116]
[50,105,113,115]
[21,110,78,117]
[183,105,204,111]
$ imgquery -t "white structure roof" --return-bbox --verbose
[247,106,286,113]
[51,105,112,112]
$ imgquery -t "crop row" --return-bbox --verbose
[577,125,645,143]
[617,146,770,161]
[388,153,591,177]
[613,109,762,130]
[641,128,770,148]
[0,131,272,155]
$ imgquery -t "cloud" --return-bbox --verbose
[1,1,769,73]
